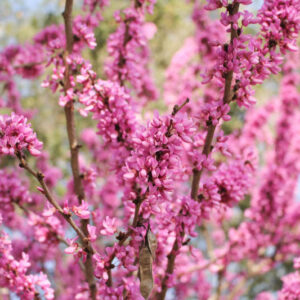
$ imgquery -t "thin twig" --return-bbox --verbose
[226,277,247,300]
[215,268,226,300]
[13,61,45,69]
[15,201,70,247]
[16,153,91,249]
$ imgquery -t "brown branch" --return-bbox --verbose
[157,4,241,300]
[172,98,190,116]
[63,0,74,55]
[215,268,226,300]
[191,125,216,200]
[12,53,61,70]
[62,1,97,298]
[190,2,240,202]
[134,0,142,9]
[106,191,147,286]
[15,196,88,278]
[201,224,215,259]
[226,277,247,300]
[62,0,85,206]
[13,61,45,69]
[156,230,184,300]
[34,293,42,300]
[117,0,146,85]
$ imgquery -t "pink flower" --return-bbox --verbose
[0,231,54,299]
[100,216,117,236]
[204,0,224,10]
[14,44,44,79]
[93,253,109,281]
[105,7,158,101]
[72,201,90,219]
[0,170,31,223]
[59,88,74,107]
[64,243,79,254]
[74,23,97,49]
[142,22,157,40]
[0,113,43,156]
[64,237,80,254]
[87,224,97,241]
[294,257,300,270]
[279,272,300,300]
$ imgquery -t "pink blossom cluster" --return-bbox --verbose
[0,45,41,115]
[278,257,300,299]
[105,3,158,102]
[279,271,300,300]
[28,209,63,244]
[0,224,54,299]
[208,159,253,206]
[202,0,300,111]
[0,113,42,156]
[258,0,300,53]
[73,22,97,50]
[0,169,31,224]
[164,4,225,110]
[77,77,137,147]
[123,112,195,198]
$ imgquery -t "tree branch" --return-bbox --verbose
[62,0,97,298]
[156,230,185,300]
[190,3,240,202]
[158,4,240,299]
[106,191,147,286]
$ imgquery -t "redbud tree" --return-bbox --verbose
[1,0,300,299]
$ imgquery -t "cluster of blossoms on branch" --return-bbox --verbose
[0,0,300,299]
[0,113,43,156]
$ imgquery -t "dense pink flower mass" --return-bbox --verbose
[0,220,54,299]
[0,170,31,224]
[0,0,300,299]
[0,113,42,156]
[105,6,158,102]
